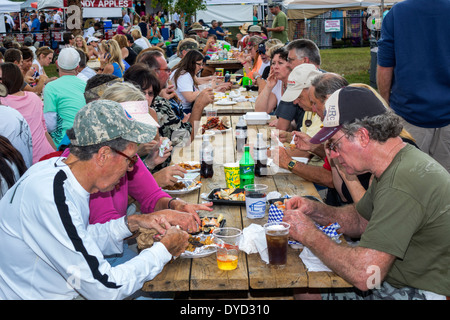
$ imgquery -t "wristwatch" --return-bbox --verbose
[287,159,298,171]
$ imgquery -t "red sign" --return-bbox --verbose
[64,0,133,7]
[53,32,62,42]
[105,29,115,40]
[35,33,44,41]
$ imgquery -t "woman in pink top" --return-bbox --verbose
[0,63,55,164]
[117,18,131,35]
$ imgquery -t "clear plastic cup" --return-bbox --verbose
[244,184,268,219]
[213,227,242,271]
[264,222,290,268]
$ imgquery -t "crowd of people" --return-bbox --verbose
[0,0,448,300]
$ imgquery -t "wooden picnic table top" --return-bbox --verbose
[207,90,258,115]
[142,115,351,295]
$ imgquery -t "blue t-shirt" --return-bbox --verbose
[377,0,450,128]
[216,27,225,40]
[31,18,40,33]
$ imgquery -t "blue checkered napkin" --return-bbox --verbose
[268,204,285,223]
[315,222,341,243]
[268,204,342,244]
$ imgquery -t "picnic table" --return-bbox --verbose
[206,59,243,73]
[208,90,258,115]
[141,115,352,298]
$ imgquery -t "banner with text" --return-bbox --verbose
[63,0,133,8]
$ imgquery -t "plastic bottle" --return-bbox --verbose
[235,116,247,152]
[242,68,252,87]
[254,133,268,177]
[239,145,255,188]
[200,134,214,178]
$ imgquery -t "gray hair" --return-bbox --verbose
[311,73,348,102]
[66,128,130,160]
[341,109,403,143]
[102,82,146,102]
[136,50,164,70]
[286,39,321,66]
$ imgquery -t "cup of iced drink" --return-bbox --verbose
[213,227,242,270]
[264,222,290,267]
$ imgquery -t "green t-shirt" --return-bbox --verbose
[356,144,450,296]
[271,11,288,44]
[43,75,86,146]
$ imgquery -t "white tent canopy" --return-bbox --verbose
[205,0,264,4]
[0,0,22,13]
[38,0,63,10]
[197,1,264,27]
[21,0,35,10]
[283,0,403,10]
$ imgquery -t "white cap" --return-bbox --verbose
[87,36,100,44]
[57,48,80,70]
[281,64,322,102]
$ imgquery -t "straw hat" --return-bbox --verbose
[239,22,252,35]
[190,22,204,31]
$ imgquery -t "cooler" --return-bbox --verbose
[103,20,112,31]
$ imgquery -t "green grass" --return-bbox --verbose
[320,47,371,84]
[44,47,372,84]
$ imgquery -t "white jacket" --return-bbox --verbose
[0,157,172,300]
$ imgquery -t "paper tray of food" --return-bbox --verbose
[243,112,270,125]
[206,187,246,206]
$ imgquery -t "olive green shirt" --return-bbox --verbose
[356,144,450,296]
[271,10,288,44]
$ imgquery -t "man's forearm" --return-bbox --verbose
[376,65,393,104]
[291,162,334,188]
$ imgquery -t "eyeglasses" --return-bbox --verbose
[110,147,138,168]
[326,134,346,153]
[155,68,171,73]
[195,62,204,67]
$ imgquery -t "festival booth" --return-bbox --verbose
[283,0,402,46]
[37,0,126,40]
[196,0,265,27]
[38,0,125,19]
[0,0,21,33]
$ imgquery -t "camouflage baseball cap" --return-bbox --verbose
[70,99,157,146]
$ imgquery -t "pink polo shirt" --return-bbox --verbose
[89,156,171,224]
[1,92,55,164]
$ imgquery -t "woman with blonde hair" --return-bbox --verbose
[32,46,54,79]
[113,34,131,61]
[74,35,89,56]
[98,39,125,77]
[131,28,151,50]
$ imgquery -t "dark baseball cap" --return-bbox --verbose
[257,42,266,54]
[310,86,387,144]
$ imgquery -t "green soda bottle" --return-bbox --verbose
[239,145,255,188]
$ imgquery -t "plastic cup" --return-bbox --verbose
[224,163,240,188]
[244,184,267,219]
[213,227,242,271]
[205,107,217,118]
[264,222,290,268]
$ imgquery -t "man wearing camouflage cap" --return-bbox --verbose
[0,100,189,300]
